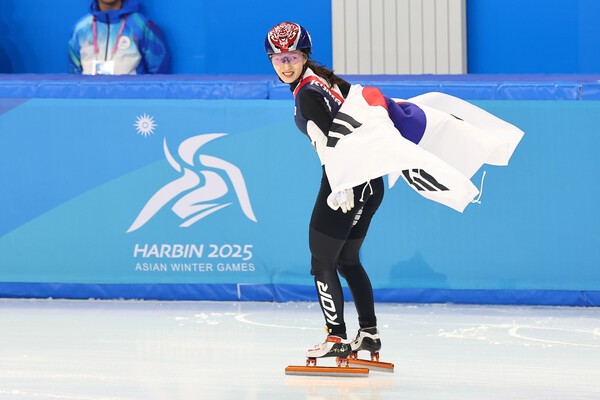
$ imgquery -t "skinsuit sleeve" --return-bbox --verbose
[297,81,351,137]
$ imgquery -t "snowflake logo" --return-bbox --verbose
[134,113,157,137]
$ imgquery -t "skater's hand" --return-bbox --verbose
[327,188,355,213]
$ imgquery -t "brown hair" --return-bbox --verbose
[305,59,346,87]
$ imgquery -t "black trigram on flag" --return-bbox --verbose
[402,169,449,191]
[327,112,362,147]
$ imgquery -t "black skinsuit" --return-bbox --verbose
[292,68,384,338]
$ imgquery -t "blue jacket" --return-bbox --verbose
[68,0,171,74]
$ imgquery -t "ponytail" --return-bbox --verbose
[305,59,346,87]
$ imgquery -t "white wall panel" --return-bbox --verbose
[422,0,437,73]
[357,0,372,73]
[435,0,450,73]
[382,0,397,73]
[395,0,411,74]
[371,0,385,74]
[448,0,467,73]
[332,0,466,74]
[331,0,347,73]
[408,0,424,73]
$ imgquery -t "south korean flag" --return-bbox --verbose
[323,85,523,212]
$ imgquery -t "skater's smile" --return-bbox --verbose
[271,50,306,83]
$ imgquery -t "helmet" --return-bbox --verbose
[265,22,312,55]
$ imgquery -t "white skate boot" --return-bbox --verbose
[285,335,369,377]
[306,335,352,359]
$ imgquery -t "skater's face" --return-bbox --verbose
[271,51,306,83]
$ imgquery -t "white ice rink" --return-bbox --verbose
[1,299,599,400]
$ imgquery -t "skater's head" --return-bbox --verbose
[265,21,346,88]
[265,22,311,84]
[265,22,312,56]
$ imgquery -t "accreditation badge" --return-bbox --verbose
[92,60,115,75]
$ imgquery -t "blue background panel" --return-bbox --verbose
[2,0,600,74]
[0,89,599,305]
[466,0,600,73]
[2,74,600,101]
[0,0,332,74]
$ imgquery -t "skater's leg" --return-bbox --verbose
[308,171,368,338]
[309,227,347,337]
[307,227,354,359]
[337,241,382,355]
[338,177,384,329]
[337,238,376,329]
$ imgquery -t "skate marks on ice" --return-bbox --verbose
[239,302,600,399]
[234,304,322,331]
[382,304,600,348]
[235,302,600,349]
[438,323,600,347]
[1,300,600,400]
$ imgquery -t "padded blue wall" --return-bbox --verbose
[0,75,599,305]
[467,0,600,73]
[2,0,600,74]
[0,0,332,74]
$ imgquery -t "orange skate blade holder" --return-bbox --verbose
[347,352,395,373]
[285,357,369,377]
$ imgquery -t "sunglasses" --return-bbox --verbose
[270,52,305,66]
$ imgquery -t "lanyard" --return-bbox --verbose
[92,15,128,58]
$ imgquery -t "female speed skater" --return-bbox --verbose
[265,22,523,368]
[265,21,384,362]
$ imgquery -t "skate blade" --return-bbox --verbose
[285,365,369,377]
[347,358,394,373]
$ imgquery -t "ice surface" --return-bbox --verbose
[1,299,599,400]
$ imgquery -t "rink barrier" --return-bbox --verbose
[2,74,600,100]
[1,283,599,306]
[1,74,600,306]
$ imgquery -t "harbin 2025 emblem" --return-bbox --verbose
[127,133,257,233]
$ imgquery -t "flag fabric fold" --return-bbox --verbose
[323,85,524,212]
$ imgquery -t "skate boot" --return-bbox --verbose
[347,327,394,373]
[351,327,382,357]
[306,335,352,361]
[285,335,369,377]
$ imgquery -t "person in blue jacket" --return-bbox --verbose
[68,0,170,75]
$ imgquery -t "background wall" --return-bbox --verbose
[466,0,600,73]
[331,0,467,74]
[0,0,332,74]
[1,0,599,74]
[1,0,599,305]
[0,77,599,305]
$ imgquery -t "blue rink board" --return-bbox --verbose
[1,283,599,306]
[1,74,600,100]
[1,75,599,306]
